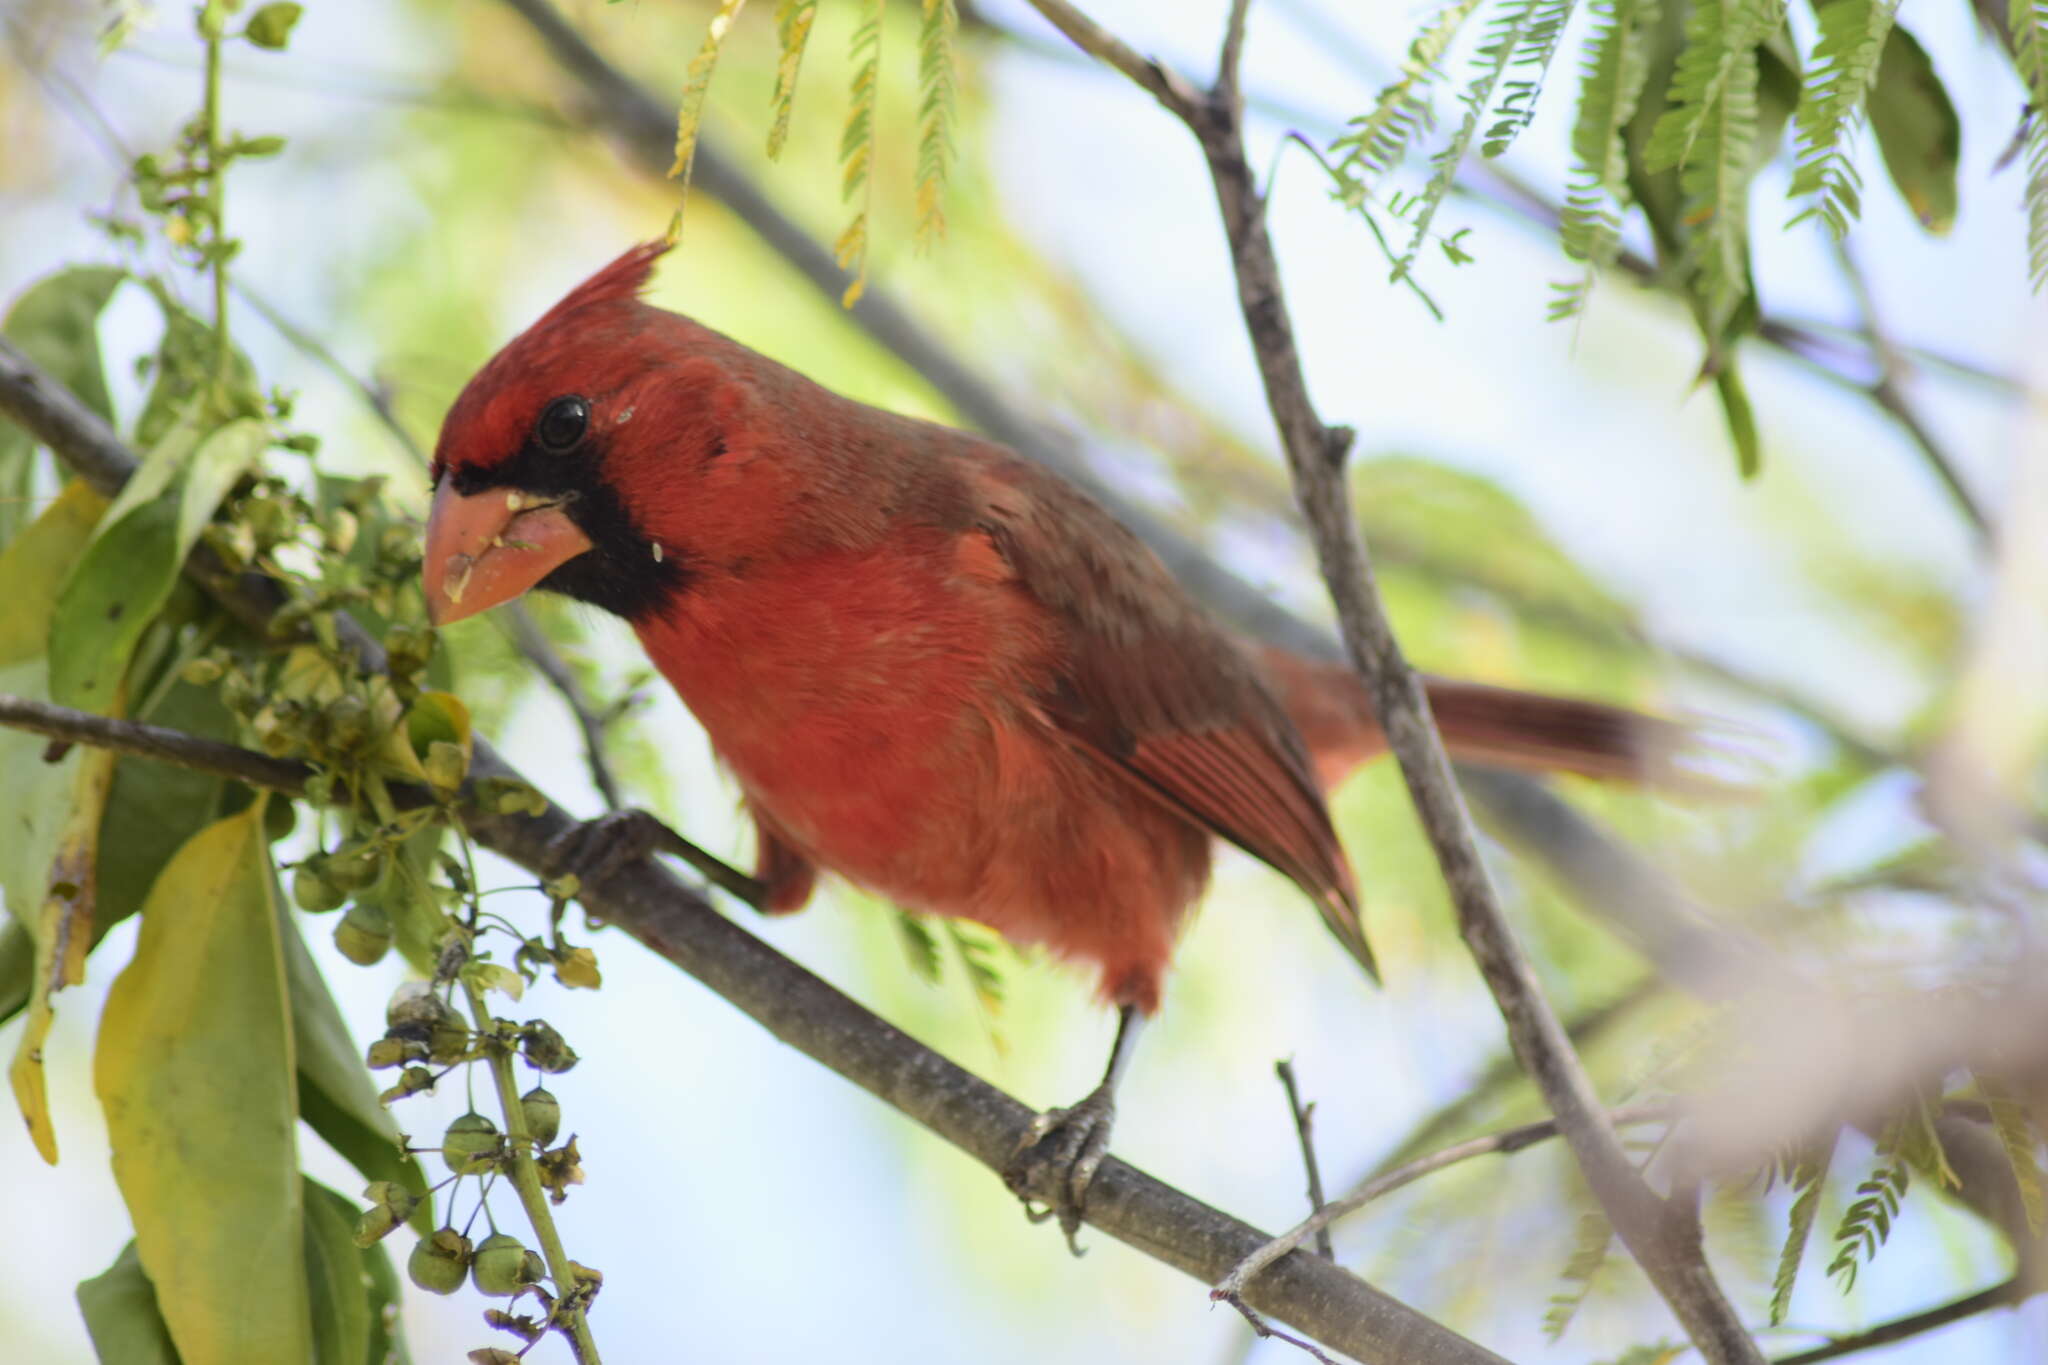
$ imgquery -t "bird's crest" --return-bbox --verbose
[536,239,674,328]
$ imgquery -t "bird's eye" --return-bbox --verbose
[535,396,590,454]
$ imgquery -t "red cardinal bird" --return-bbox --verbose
[423,241,1687,1242]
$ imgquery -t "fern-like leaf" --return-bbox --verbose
[915,0,959,251]
[2012,0,2048,287]
[1553,0,1655,319]
[1786,0,1898,237]
[896,910,942,984]
[1485,0,1582,157]
[671,0,751,187]
[1542,1210,1613,1341]
[766,0,820,161]
[1395,0,1552,280]
[1826,1124,1911,1292]
[1644,0,1783,334]
[835,0,885,306]
[1979,1073,2048,1235]
[1329,0,1486,192]
[1769,1138,1834,1326]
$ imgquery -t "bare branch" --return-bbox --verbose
[0,336,1513,1365]
[1217,1104,1677,1299]
[1020,5,1763,1361]
[1771,1277,2023,1365]
[0,694,313,794]
[1275,1059,1333,1260]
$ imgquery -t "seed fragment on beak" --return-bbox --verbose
[443,554,475,606]
[651,542,664,563]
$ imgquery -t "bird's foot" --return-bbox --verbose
[1004,1083,1116,1255]
[543,807,678,890]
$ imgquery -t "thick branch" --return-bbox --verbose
[1020,5,1762,1362]
[0,338,1510,1365]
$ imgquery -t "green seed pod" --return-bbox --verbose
[386,982,456,1034]
[326,842,385,892]
[519,1087,562,1146]
[334,902,392,966]
[179,656,224,686]
[519,1021,580,1075]
[364,1037,409,1070]
[470,1232,536,1297]
[378,1065,435,1105]
[426,1018,471,1066]
[442,1111,500,1176]
[353,1202,400,1248]
[262,796,296,844]
[292,858,345,913]
[407,1228,471,1296]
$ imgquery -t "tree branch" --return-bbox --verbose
[1019,5,1762,1362]
[1771,1277,2023,1365]
[1274,1059,1334,1260]
[0,338,1512,1365]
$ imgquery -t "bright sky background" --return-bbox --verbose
[3,0,2045,1361]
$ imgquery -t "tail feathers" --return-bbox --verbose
[1256,645,1724,796]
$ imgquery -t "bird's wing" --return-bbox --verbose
[963,453,1375,980]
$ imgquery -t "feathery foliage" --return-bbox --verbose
[766,0,820,161]
[1825,1122,1912,1292]
[2012,0,2048,287]
[1644,0,1783,335]
[1330,0,1486,188]
[669,0,751,196]
[835,0,886,306]
[1786,0,1898,238]
[1768,1139,1834,1326]
[1484,0,1581,156]
[1551,0,1657,319]
[1978,1073,2048,1235]
[1395,0,1555,281]
[915,0,960,251]
[1541,1208,1614,1340]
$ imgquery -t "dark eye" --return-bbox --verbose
[535,396,589,453]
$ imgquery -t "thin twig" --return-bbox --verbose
[1274,1060,1333,1260]
[0,694,313,793]
[1830,239,1992,544]
[1216,1103,1677,1299]
[1020,5,1762,1362]
[0,335,1512,1365]
[1771,1276,2024,1365]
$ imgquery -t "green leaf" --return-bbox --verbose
[0,267,124,546]
[0,919,31,1026]
[1866,25,1958,234]
[2015,0,2048,286]
[76,1240,182,1365]
[766,0,820,160]
[360,1233,411,1365]
[282,896,431,1232]
[49,417,268,715]
[95,675,234,939]
[302,1178,374,1365]
[243,1,303,49]
[95,799,313,1364]
[670,0,750,187]
[133,285,261,449]
[836,0,886,306]
[1786,0,1898,238]
[1770,1138,1834,1325]
[1978,1074,2048,1235]
[1555,0,1656,314]
[914,0,959,250]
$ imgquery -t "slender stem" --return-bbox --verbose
[1274,1060,1333,1260]
[201,14,229,375]
[1771,1277,2023,1365]
[460,977,601,1365]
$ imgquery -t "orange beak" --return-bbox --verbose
[421,479,595,626]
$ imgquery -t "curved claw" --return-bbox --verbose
[1004,1085,1117,1255]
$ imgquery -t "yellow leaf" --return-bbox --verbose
[95,798,312,1364]
[9,739,117,1163]
[0,478,106,668]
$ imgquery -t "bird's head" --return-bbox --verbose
[422,239,741,627]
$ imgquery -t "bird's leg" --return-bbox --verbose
[1004,1005,1144,1255]
[544,807,767,907]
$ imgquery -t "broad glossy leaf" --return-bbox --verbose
[0,267,124,546]
[95,799,313,1364]
[76,1240,181,1365]
[0,921,29,1025]
[281,895,430,1229]
[96,677,233,937]
[9,741,116,1163]
[0,478,106,669]
[361,1233,411,1365]
[1869,25,1960,234]
[133,285,260,449]
[302,1177,373,1365]
[50,418,267,714]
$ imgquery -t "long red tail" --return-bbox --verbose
[1256,646,1707,794]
